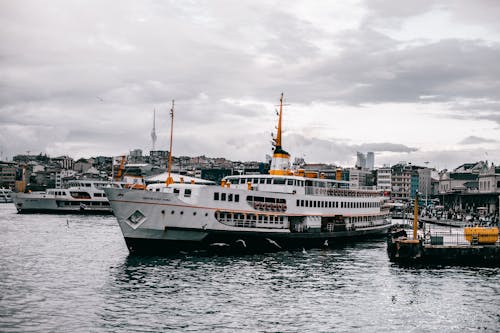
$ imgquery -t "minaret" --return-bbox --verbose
[151,109,157,151]
[269,93,292,175]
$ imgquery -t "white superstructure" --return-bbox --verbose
[12,180,121,214]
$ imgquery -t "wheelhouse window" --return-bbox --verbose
[221,193,226,201]
[184,189,191,197]
[273,178,286,185]
[214,192,219,200]
[287,179,293,185]
[266,178,272,184]
[234,194,239,202]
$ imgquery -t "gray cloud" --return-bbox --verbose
[459,136,497,145]
[0,1,499,168]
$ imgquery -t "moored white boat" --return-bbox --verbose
[12,180,120,214]
[0,188,13,203]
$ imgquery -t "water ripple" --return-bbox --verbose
[0,204,498,332]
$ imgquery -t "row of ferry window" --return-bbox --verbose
[217,212,285,224]
[350,216,377,222]
[51,191,105,198]
[227,177,304,186]
[213,192,240,202]
[296,199,379,209]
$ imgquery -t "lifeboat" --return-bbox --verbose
[464,227,499,245]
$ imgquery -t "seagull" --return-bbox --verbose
[302,247,307,254]
[265,238,281,249]
[323,240,328,247]
[235,239,247,248]
[209,242,229,247]
[97,96,104,102]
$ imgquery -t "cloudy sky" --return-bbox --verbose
[1,0,499,169]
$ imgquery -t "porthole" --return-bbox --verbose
[193,212,197,216]
[171,210,175,214]
[205,213,208,217]
[180,211,184,215]
[161,210,165,214]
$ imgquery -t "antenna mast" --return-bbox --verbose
[151,109,157,151]
[166,100,174,186]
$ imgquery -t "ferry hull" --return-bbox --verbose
[105,187,391,255]
[123,225,390,254]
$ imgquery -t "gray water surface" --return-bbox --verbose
[0,204,498,332]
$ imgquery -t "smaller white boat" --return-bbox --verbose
[0,188,13,203]
[12,180,122,214]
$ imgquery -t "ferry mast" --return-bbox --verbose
[269,93,292,176]
[165,100,174,186]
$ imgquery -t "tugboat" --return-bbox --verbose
[105,95,392,254]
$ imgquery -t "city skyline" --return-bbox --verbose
[1,1,499,170]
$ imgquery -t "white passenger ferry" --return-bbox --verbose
[104,95,391,253]
[12,180,120,214]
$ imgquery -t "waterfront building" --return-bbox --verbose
[0,161,17,189]
[149,150,169,168]
[438,162,499,215]
[391,163,412,201]
[355,152,366,169]
[355,152,374,170]
[129,149,144,163]
[349,168,372,188]
[74,158,93,173]
[366,152,374,170]
[418,168,432,204]
[52,155,75,170]
[376,166,392,193]
[478,164,500,194]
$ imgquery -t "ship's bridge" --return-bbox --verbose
[222,175,380,197]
